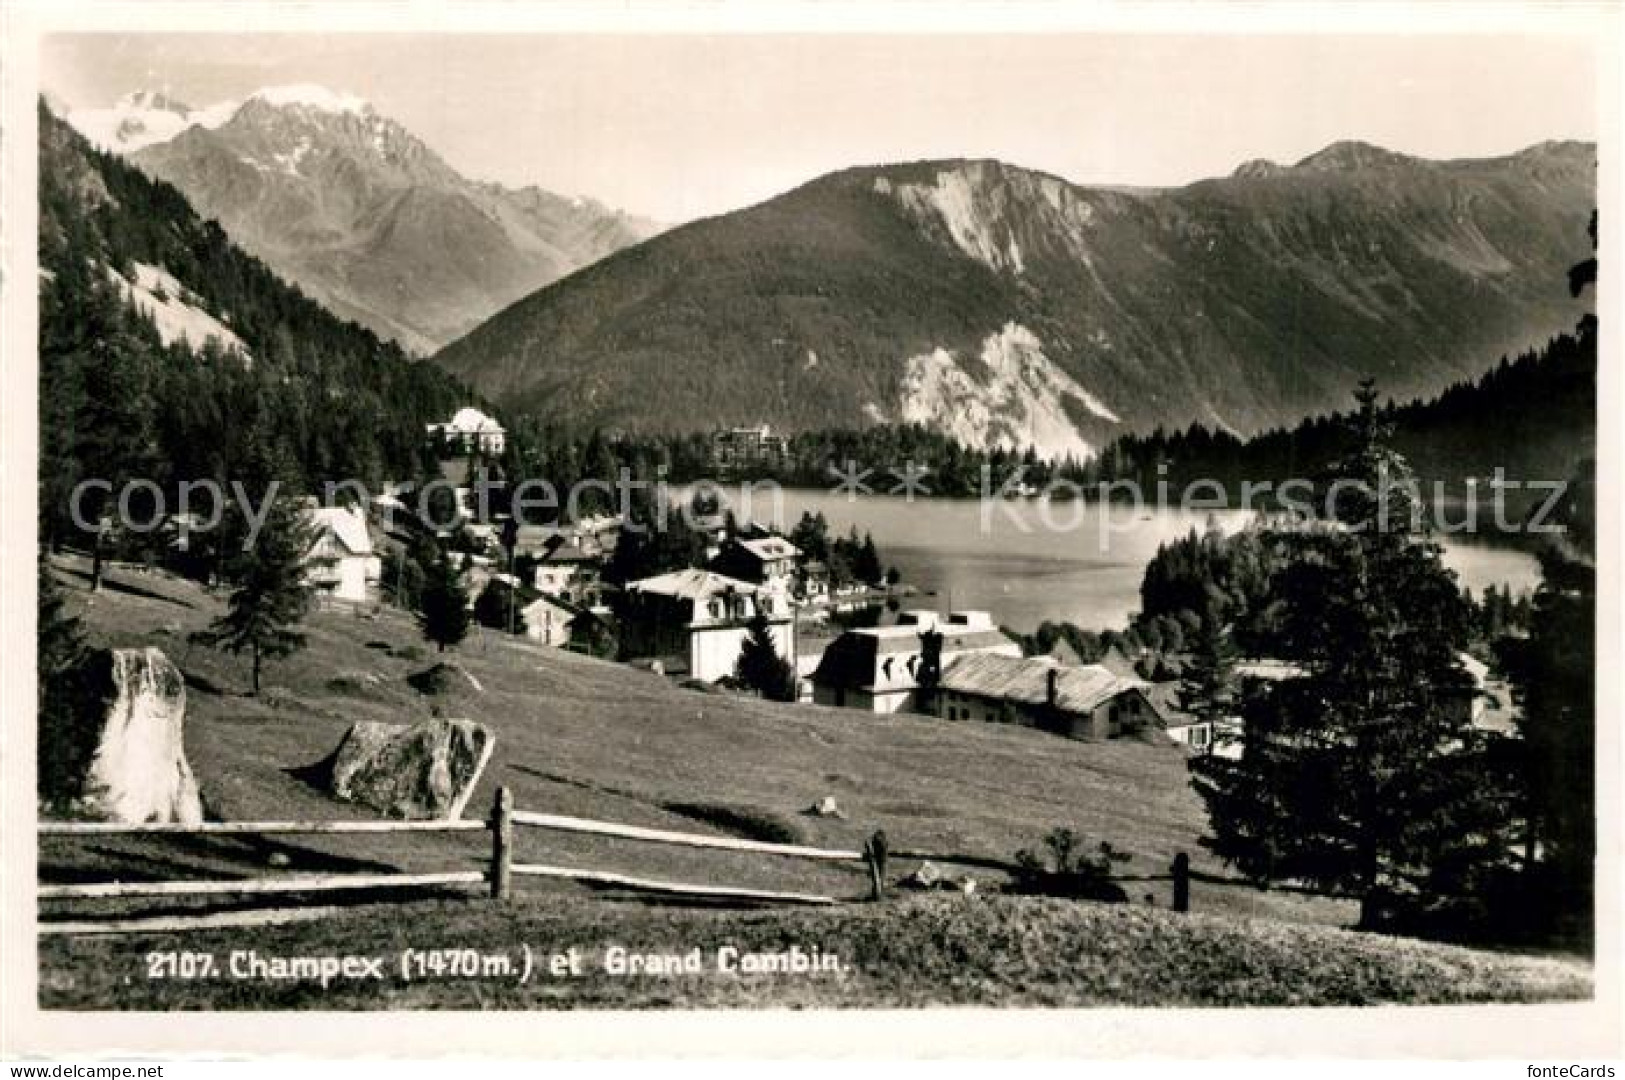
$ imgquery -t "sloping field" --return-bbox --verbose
[35,558,1594,1007]
[42,556,1358,925]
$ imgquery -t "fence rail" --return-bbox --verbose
[508,809,865,862]
[38,819,487,836]
[37,786,1192,921]
[38,786,893,918]
[509,863,839,905]
[38,871,485,901]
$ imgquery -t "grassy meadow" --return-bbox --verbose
[35,555,1590,1007]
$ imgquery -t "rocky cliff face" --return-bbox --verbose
[82,87,662,353]
[432,142,1594,457]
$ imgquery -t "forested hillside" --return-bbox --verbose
[117,87,661,353]
[1081,320,1595,498]
[37,101,472,546]
[434,146,1593,453]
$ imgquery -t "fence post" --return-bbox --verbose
[1171,851,1190,913]
[490,786,513,901]
[863,830,888,902]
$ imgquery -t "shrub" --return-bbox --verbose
[1010,828,1131,903]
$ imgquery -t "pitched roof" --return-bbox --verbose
[1046,638,1086,666]
[811,630,921,691]
[434,407,503,434]
[1098,645,1139,678]
[811,625,1019,691]
[307,507,372,556]
[938,654,1146,715]
[1142,681,1196,728]
[937,627,1019,654]
[522,592,589,621]
[1235,658,1306,681]
[539,538,598,564]
[735,536,801,561]
[626,568,758,602]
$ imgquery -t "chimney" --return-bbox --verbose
[917,629,944,686]
[1046,667,1060,707]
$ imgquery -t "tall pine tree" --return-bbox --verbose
[735,611,796,702]
[1191,383,1509,930]
[1177,598,1238,752]
[190,495,316,696]
[37,551,96,810]
[1495,216,1598,940]
[418,550,472,652]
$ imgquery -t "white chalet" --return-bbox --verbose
[427,407,506,457]
[620,569,795,683]
[304,506,379,604]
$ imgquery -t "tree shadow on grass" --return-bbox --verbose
[40,832,401,884]
[37,830,465,927]
[57,565,196,608]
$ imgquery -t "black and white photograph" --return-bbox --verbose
[1,0,1619,1062]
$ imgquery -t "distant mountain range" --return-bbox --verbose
[37,102,470,543]
[69,86,663,354]
[431,142,1594,459]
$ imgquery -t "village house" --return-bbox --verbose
[709,535,801,594]
[618,568,795,683]
[1212,653,1506,759]
[528,537,604,607]
[520,592,590,648]
[573,514,624,555]
[930,653,1168,742]
[795,560,832,602]
[1142,682,1217,753]
[426,406,506,458]
[512,524,568,560]
[794,627,839,704]
[689,513,733,563]
[512,515,620,557]
[303,505,380,605]
[809,610,1019,713]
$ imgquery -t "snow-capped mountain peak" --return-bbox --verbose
[102,85,664,354]
[66,84,368,155]
[67,89,240,153]
[118,89,190,114]
[247,84,370,116]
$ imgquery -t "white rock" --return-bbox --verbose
[77,647,203,824]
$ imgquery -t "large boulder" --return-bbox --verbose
[322,718,494,819]
[67,647,203,824]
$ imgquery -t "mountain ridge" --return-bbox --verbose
[432,140,1594,457]
[68,86,663,354]
[37,99,472,547]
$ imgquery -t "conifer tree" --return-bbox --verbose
[1496,218,1598,938]
[418,549,473,652]
[1499,459,1593,934]
[190,495,316,696]
[789,510,830,563]
[1190,383,1509,930]
[857,533,883,585]
[735,611,795,702]
[1177,598,1238,750]
[38,550,95,808]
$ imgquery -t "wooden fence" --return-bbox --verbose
[39,787,1194,922]
[37,786,891,912]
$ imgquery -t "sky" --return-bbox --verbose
[41,33,1599,223]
